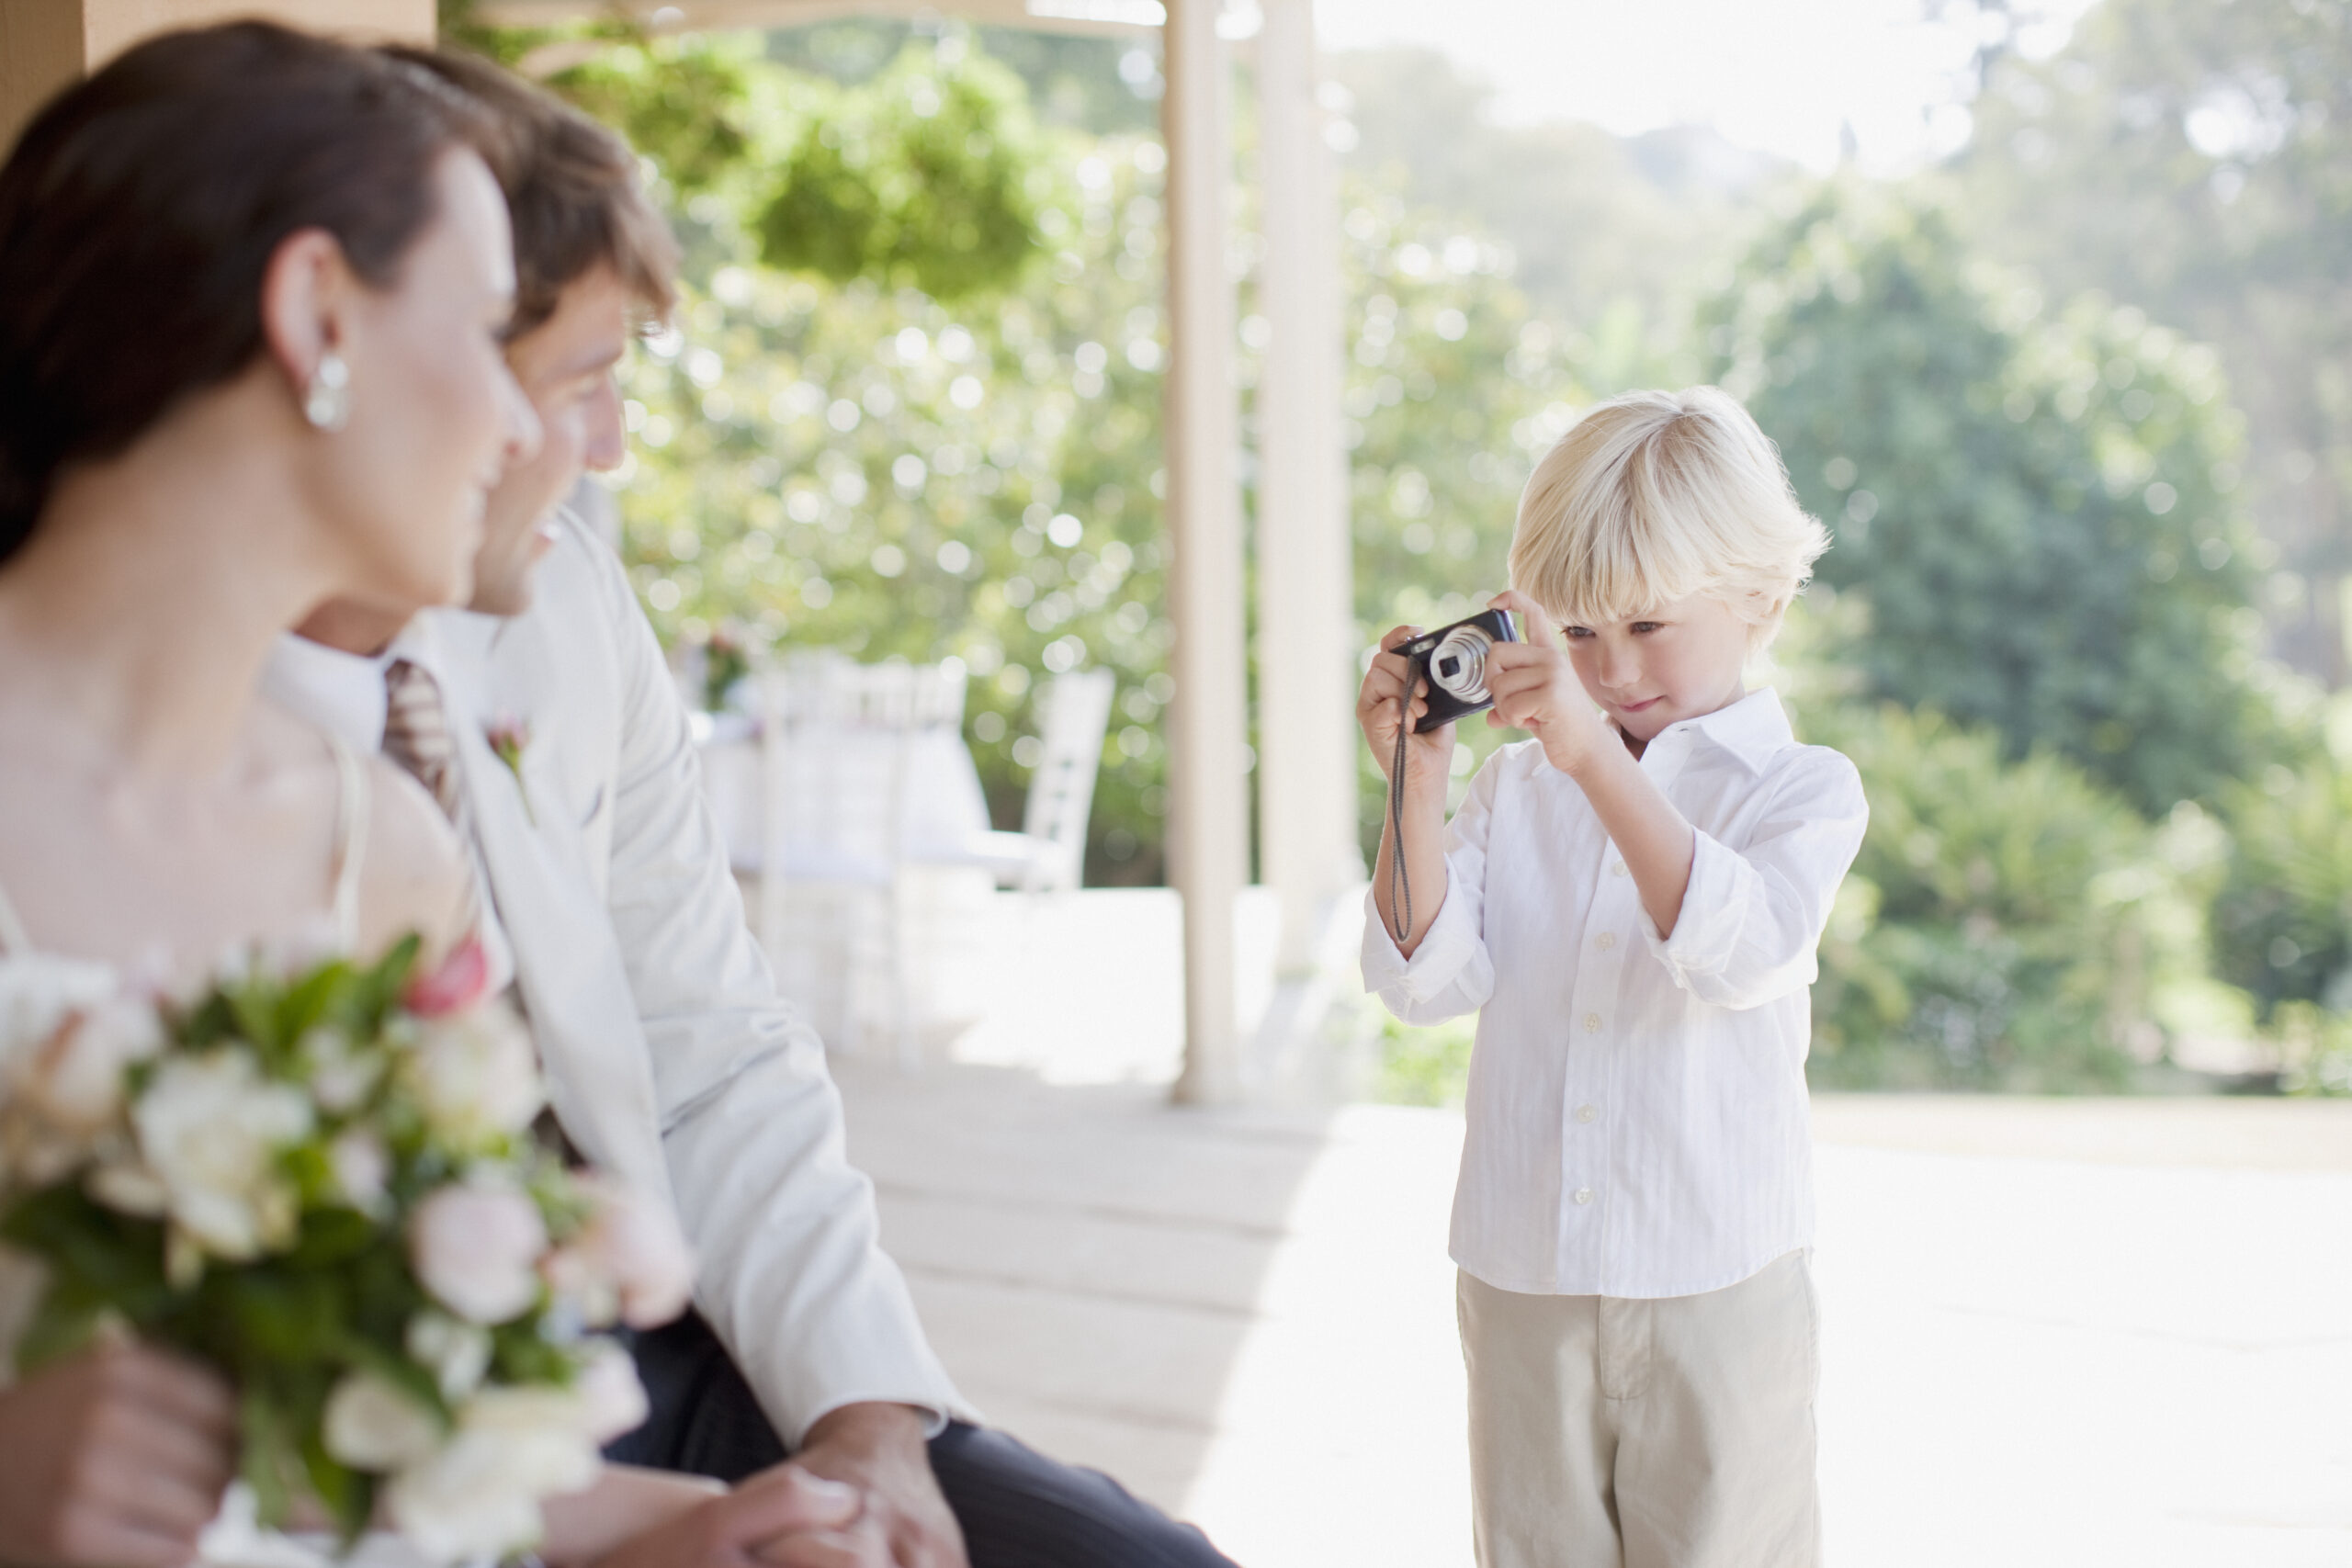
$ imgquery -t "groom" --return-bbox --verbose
[266,48,1236,1568]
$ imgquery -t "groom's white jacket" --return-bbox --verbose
[264,512,967,1445]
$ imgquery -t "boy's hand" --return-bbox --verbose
[1483,592,1618,777]
[1358,626,1455,795]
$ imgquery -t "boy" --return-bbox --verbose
[1359,387,1868,1568]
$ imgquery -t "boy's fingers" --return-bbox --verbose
[1487,590,1557,649]
[1481,660,1544,705]
[1377,625,1424,652]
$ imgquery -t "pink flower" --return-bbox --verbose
[484,719,536,827]
[411,1177,548,1325]
[544,1177,695,1330]
[405,936,492,1021]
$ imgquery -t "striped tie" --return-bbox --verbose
[382,659,571,1162]
[382,659,469,834]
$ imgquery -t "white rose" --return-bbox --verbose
[0,954,122,1060]
[544,1177,695,1330]
[327,1128,390,1213]
[384,1387,602,1566]
[410,1177,548,1325]
[572,1339,649,1444]
[300,1026,380,1115]
[11,995,162,1133]
[405,1312,493,1403]
[401,1007,542,1146]
[323,1371,443,1472]
[0,957,154,1187]
[130,1049,312,1261]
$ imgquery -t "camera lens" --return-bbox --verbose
[1428,626,1493,702]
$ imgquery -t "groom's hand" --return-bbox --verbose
[789,1402,967,1568]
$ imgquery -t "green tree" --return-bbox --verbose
[2211,734,2352,1026]
[1957,0,2352,687]
[1803,703,2217,1090]
[1705,186,2277,812]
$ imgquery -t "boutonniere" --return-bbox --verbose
[485,716,537,826]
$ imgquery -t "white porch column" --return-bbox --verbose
[1162,0,1248,1106]
[1252,0,1359,976]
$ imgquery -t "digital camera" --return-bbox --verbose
[1396,608,1520,733]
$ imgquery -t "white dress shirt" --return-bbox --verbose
[261,623,518,993]
[1363,688,1868,1300]
[263,633,401,751]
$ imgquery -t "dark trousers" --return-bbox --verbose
[605,1314,1240,1568]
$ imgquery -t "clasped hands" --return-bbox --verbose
[1360,590,1620,779]
[0,1345,942,1568]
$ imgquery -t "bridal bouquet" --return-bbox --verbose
[0,936,692,1564]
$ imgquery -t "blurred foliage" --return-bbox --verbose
[1376,1010,1476,1110]
[765,19,1164,135]
[2211,728,2352,1027]
[1706,187,2283,814]
[751,43,1046,299]
[547,32,762,199]
[443,15,1046,298]
[1800,704,2222,1090]
[1958,0,2352,688]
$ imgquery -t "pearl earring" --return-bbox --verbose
[303,350,351,432]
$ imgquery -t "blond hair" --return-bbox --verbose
[1507,386,1829,649]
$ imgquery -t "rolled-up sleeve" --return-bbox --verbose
[1643,749,1869,1011]
[1363,756,1502,1024]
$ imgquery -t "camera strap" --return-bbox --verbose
[1388,693,1412,946]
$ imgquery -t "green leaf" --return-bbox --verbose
[240,1386,300,1531]
[288,1207,379,1269]
[297,1416,377,1547]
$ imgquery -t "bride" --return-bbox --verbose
[0,25,876,1568]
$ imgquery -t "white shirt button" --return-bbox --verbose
[1609,862,1629,877]
[1595,931,1617,951]
[1576,1103,1598,1123]
[1582,1013,1602,1032]
[1573,1187,1595,1206]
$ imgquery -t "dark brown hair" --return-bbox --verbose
[387,48,679,341]
[0,21,497,564]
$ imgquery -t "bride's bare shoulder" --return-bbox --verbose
[243,699,474,964]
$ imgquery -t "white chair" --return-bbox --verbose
[750,654,967,1064]
[927,668,1116,894]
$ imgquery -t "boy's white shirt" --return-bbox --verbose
[1363,687,1868,1300]
[263,511,969,1444]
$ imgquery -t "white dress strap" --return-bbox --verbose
[326,732,370,955]
[0,875,30,956]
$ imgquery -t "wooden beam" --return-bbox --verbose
[1162,0,1246,1106]
[0,4,85,147]
[1251,0,1359,977]
[476,0,1162,39]
[3,0,433,145]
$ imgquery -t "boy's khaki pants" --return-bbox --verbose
[1457,1250,1820,1568]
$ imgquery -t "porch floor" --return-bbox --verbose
[831,1056,2352,1568]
